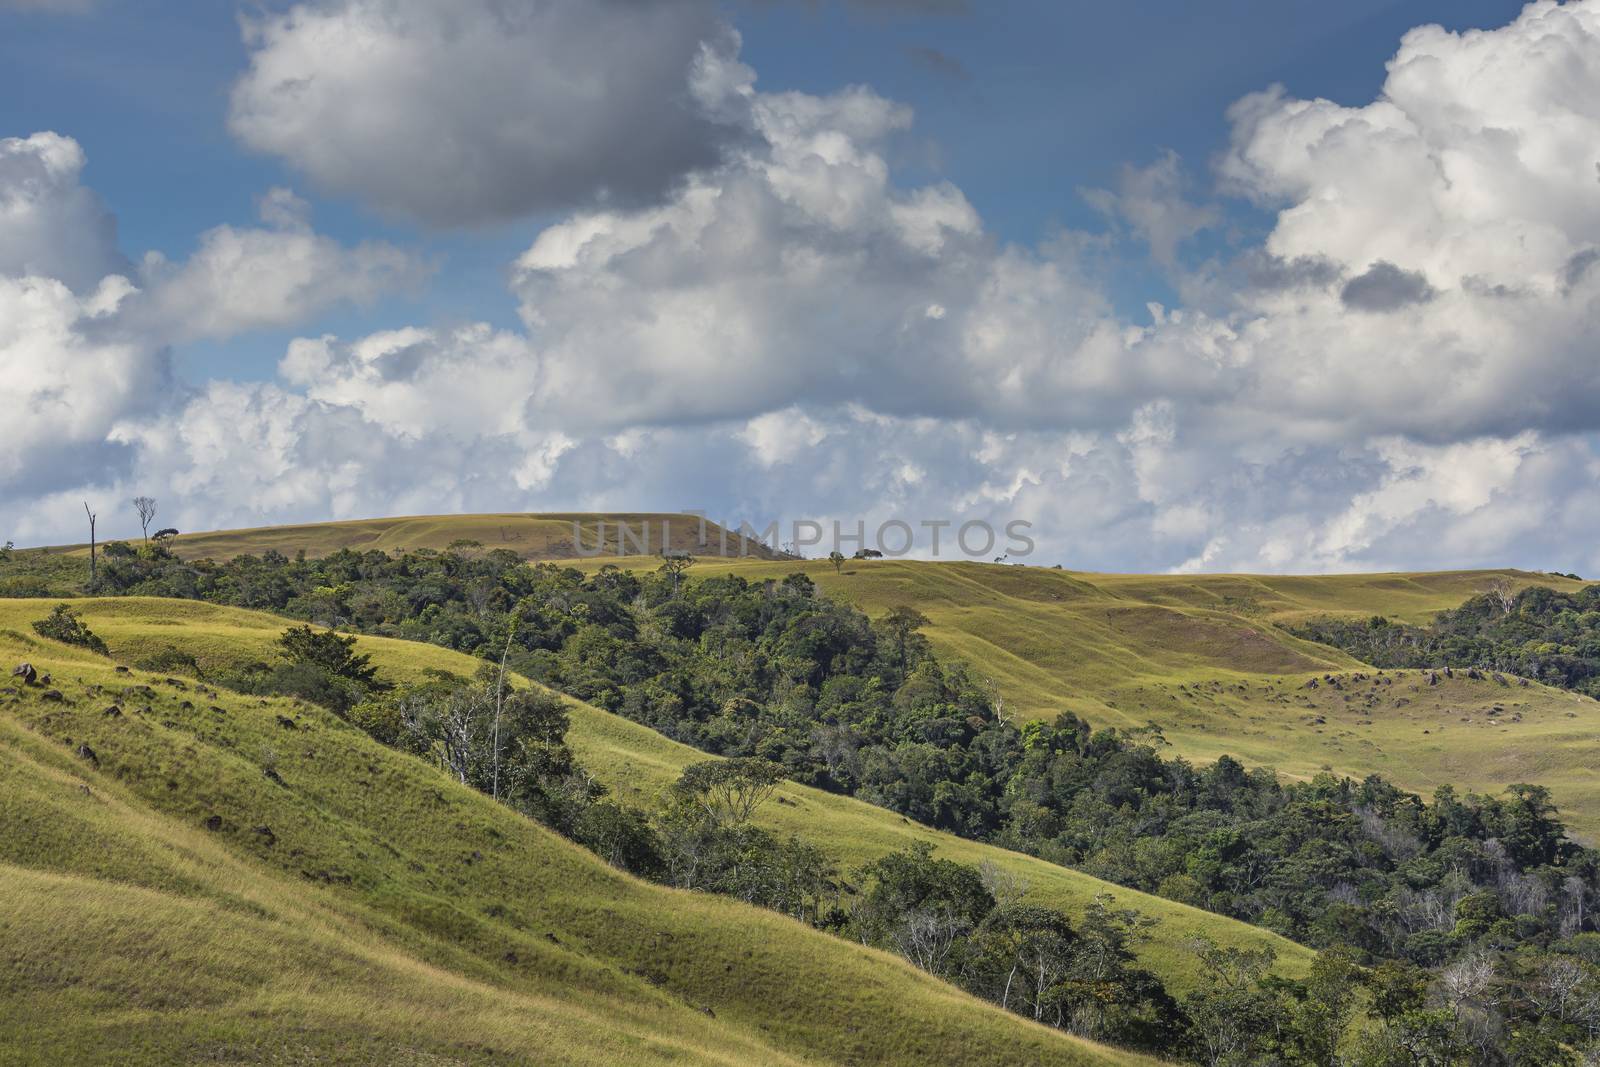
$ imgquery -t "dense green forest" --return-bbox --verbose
[13,542,1600,1063]
[1289,584,1600,698]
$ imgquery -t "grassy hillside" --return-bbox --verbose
[0,602,1159,1066]
[41,512,773,562]
[23,509,1598,833]
[0,597,1312,999]
[562,557,1600,837]
[20,509,1597,835]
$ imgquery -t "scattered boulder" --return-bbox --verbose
[275,715,298,731]
[40,689,64,702]
[101,705,121,718]
[11,663,37,686]
[75,743,97,767]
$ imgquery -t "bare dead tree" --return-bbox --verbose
[1487,576,1517,615]
[132,496,157,542]
[894,907,969,977]
[979,859,1030,911]
[980,674,1011,727]
[83,502,98,590]
[491,617,518,802]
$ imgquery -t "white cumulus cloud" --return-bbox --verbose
[228,0,746,227]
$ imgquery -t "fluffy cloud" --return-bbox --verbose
[135,189,427,342]
[278,324,541,440]
[509,79,1215,435]
[1199,0,1600,445]
[0,133,420,532]
[0,274,169,495]
[228,0,745,227]
[0,132,126,290]
[13,1,1600,579]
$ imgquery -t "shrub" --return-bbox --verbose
[0,576,53,598]
[215,625,386,713]
[133,645,204,677]
[31,604,109,655]
[577,801,664,877]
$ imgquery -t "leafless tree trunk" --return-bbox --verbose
[83,502,97,589]
[1563,875,1589,937]
[491,618,517,801]
[894,908,967,976]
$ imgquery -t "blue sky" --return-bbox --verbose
[2,0,1528,373]
[4,0,1599,572]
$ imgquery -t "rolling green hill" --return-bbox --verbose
[0,599,1158,1067]
[0,596,1311,998]
[568,556,1600,838]
[12,512,1598,1059]
[24,512,1600,836]
[41,512,775,562]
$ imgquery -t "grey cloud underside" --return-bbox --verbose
[228,0,750,227]
[1238,252,1345,293]
[1340,261,1436,312]
[1564,249,1600,290]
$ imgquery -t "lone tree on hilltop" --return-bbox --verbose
[132,496,157,543]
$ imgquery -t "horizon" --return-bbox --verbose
[16,507,1587,579]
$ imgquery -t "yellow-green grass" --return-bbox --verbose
[0,607,1161,1067]
[560,556,1600,838]
[1081,568,1586,626]
[0,597,1313,998]
[35,502,1599,835]
[46,512,769,562]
